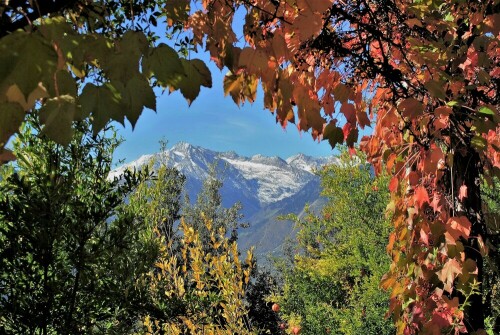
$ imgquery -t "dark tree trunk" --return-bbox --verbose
[453,146,487,332]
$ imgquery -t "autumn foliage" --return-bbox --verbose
[0,0,499,333]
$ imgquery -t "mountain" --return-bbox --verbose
[111,142,338,259]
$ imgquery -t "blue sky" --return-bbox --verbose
[113,63,344,164]
[112,12,374,164]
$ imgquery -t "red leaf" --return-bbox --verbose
[408,171,419,186]
[389,177,398,193]
[340,102,356,123]
[414,186,429,209]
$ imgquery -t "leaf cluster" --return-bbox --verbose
[273,150,395,335]
[0,116,158,334]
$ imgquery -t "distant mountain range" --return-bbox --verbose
[111,142,338,259]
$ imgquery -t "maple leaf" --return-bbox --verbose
[414,186,430,209]
[438,258,462,294]
[123,74,156,127]
[398,98,423,118]
[431,192,442,213]
[356,109,371,128]
[239,47,268,75]
[142,44,185,87]
[0,102,25,146]
[323,121,343,148]
[340,102,356,123]
[175,59,212,105]
[444,216,472,245]
[389,177,398,193]
[39,95,76,145]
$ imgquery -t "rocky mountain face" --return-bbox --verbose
[111,142,338,259]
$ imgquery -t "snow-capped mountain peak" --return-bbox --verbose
[112,143,336,206]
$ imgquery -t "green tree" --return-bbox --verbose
[183,163,246,252]
[0,117,158,334]
[127,142,186,245]
[482,176,500,333]
[274,150,395,335]
[245,267,283,335]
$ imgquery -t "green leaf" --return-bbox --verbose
[0,102,24,146]
[0,32,57,97]
[478,106,494,116]
[424,80,446,99]
[47,70,77,97]
[471,135,487,150]
[102,31,148,82]
[39,95,76,145]
[80,83,125,134]
[346,128,359,147]
[123,75,156,127]
[142,43,185,87]
[175,59,212,105]
[323,122,343,148]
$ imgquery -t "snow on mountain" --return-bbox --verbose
[111,142,337,257]
[112,142,336,207]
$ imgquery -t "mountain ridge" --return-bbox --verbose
[111,142,338,257]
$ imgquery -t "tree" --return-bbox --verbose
[142,217,255,335]
[1,0,499,332]
[244,267,283,335]
[182,163,247,251]
[187,2,499,333]
[0,116,158,334]
[127,142,186,244]
[274,150,395,335]
[0,0,210,158]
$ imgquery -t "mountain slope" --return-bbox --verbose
[111,142,337,257]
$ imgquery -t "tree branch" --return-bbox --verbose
[0,0,79,37]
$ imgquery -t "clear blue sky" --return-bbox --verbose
[112,13,374,164]
[113,62,344,164]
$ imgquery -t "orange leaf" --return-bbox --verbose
[414,186,430,209]
[438,258,462,293]
[398,98,423,118]
[389,177,399,192]
[356,109,371,128]
[444,216,472,245]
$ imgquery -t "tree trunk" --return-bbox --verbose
[453,147,487,331]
